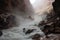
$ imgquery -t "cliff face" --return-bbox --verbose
[53,0,60,13]
[52,0,60,33]
[41,0,60,35]
[0,0,34,30]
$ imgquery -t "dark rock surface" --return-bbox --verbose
[0,14,16,30]
[23,28,36,34]
[0,31,3,36]
[39,0,60,35]
[32,34,41,40]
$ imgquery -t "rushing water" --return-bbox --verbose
[0,0,55,40]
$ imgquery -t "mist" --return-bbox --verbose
[0,0,55,40]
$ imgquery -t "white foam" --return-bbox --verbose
[0,0,54,40]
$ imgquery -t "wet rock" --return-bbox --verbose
[25,29,35,34]
[32,34,41,40]
[42,25,53,35]
[0,31,3,36]
[0,14,16,30]
[41,34,59,40]
[39,0,60,35]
